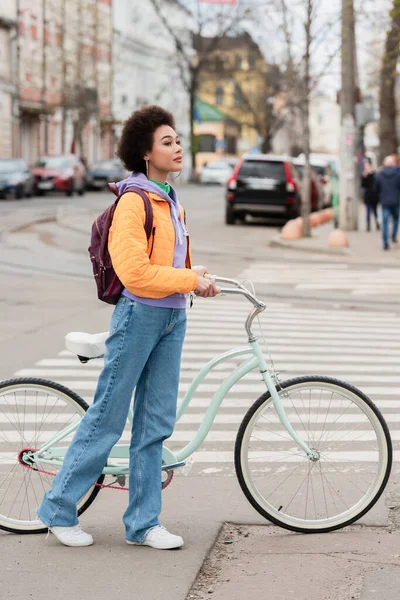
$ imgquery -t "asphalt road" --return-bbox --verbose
[1,184,399,600]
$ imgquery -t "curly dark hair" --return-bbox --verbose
[116,105,176,174]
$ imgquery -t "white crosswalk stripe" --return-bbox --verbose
[240,260,399,297]
[2,291,399,476]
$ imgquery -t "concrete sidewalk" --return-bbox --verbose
[0,475,392,600]
[188,523,400,600]
[271,210,400,266]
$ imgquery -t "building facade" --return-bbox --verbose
[309,93,340,156]
[195,32,271,156]
[112,0,193,179]
[0,0,113,164]
[193,97,240,169]
[0,4,18,159]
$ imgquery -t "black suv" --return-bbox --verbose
[225,154,301,225]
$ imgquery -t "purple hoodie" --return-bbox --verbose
[118,172,189,309]
[115,172,187,245]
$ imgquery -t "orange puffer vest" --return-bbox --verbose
[108,190,198,299]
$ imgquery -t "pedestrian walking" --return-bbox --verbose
[375,155,400,250]
[36,105,219,549]
[361,159,380,232]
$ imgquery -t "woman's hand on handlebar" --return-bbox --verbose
[191,265,209,277]
[194,276,220,297]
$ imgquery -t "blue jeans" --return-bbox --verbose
[382,205,399,248]
[366,203,379,230]
[37,297,186,542]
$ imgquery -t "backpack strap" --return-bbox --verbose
[107,183,153,240]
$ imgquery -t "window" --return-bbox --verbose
[235,55,242,70]
[34,156,71,169]
[224,135,237,155]
[215,56,224,72]
[216,85,224,106]
[234,83,243,107]
[206,161,226,169]
[198,134,216,153]
[238,160,286,180]
[136,97,148,107]
[248,54,256,70]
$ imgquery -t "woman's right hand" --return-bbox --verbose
[194,276,220,297]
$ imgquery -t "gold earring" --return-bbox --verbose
[145,160,149,177]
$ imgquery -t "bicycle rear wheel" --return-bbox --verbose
[0,378,105,534]
[235,376,392,533]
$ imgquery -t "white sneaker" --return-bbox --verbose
[49,524,93,547]
[126,525,184,550]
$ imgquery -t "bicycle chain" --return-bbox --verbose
[17,449,174,491]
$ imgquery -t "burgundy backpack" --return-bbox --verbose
[88,184,153,305]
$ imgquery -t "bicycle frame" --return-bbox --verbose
[33,279,317,475]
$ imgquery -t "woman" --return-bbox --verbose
[37,105,219,549]
[361,159,380,231]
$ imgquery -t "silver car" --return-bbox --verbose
[199,159,237,185]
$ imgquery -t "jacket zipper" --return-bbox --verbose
[149,227,156,259]
[186,234,191,268]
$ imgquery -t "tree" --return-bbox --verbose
[226,63,285,153]
[379,0,400,163]
[265,0,341,237]
[270,0,316,236]
[195,32,285,154]
[148,0,249,175]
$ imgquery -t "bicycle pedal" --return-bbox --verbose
[162,461,186,471]
[116,475,126,487]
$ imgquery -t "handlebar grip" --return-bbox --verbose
[196,273,221,295]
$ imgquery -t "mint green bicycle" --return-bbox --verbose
[0,276,392,535]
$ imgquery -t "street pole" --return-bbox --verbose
[301,0,312,238]
[339,0,359,231]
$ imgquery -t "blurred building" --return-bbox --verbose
[269,90,303,157]
[194,32,271,159]
[1,0,113,164]
[112,0,192,179]
[193,98,240,169]
[0,5,18,159]
[309,93,340,156]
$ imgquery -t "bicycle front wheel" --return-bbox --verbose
[0,378,105,534]
[235,376,392,533]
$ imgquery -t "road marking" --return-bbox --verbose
[2,282,399,476]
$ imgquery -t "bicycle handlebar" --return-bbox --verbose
[205,274,266,311]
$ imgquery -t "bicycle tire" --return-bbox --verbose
[235,375,392,533]
[0,377,105,534]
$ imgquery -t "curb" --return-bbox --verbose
[270,235,352,256]
[0,214,57,242]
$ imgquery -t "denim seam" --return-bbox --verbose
[110,297,126,334]
[46,304,133,526]
[161,308,178,338]
[130,362,151,542]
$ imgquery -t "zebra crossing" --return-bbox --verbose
[11,290,400,475]
[240,260,400,297]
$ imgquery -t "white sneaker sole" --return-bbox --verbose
[126,539,184,550]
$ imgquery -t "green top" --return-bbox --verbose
[150,179,171,195]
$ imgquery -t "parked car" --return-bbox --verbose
[199,158,237,185]
[32,155,86,196]
[225,154,301,225]
[86,159,129,191]
[295,153,338,207]
[0,159,34,199]
[292,159,323,211]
